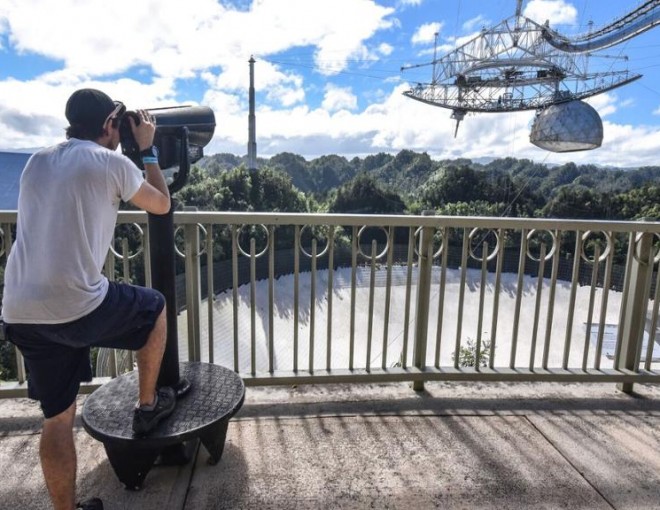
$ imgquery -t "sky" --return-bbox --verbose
[2,0,660,168]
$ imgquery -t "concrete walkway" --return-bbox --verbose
[1,381,659,509]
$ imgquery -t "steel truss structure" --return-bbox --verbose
[401,0,660,137]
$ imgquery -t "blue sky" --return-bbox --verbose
[2,0,660,167]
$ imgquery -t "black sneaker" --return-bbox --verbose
[76,498,103,510]
[133,386,176,436]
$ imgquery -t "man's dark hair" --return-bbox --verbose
[64,88,119,141]
[65,123,105,141]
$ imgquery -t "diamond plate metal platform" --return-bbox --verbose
[82,361,245,489]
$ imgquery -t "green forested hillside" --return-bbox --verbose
[185,151,660,220]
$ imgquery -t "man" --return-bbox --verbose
[2,89,177,510]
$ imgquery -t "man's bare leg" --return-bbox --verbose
[136,306,167,406]
[41,401,77,510]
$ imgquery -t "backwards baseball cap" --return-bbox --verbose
[65,88,124,128]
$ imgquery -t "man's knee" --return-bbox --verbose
[154,306,166,333]
[43,401,76,430]
[145,306,167,346]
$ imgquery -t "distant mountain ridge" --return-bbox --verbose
[198,150,660,200]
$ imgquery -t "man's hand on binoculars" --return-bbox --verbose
[129,109,157,151]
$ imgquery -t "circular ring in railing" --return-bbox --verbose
[174,224,208,259]
[236,224,270,258]
[525,229,557,262]
[468,228,500,262]
[298,225,331,259]
[356,225,389,260]
[632,232,660,265]
[413,226,445,258]
[109,223,144,260]
[580,230,611,263]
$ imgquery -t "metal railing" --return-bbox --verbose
[1,210,659,396]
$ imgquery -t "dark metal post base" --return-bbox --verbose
[82,362,245,489]
[200,419,230,465]
[104,443,161,491]
[158,440,198,466]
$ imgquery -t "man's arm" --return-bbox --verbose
[130,167,170,215]
[127,110,171,215]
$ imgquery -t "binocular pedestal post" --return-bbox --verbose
[148,201,191,396]
[145,200,193,465]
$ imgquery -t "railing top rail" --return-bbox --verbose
[1,210,659,233]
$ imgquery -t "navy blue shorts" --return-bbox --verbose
[4,282,165,419]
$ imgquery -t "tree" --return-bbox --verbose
[198,153,243,176]
[435,201,505,217]
[307,154,357,193]
[329,173,406,214]
[616,185,660,220]
[269,152,313,193]
[175,168,224,210]
[541,185,610,219]
[361,152,394,172]
[248,167,308,212]
[371,150,437,193]
[420,164,485,206]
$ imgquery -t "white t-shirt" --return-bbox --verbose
[2,138,144,324]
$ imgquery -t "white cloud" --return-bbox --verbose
[322,85,358,112]
[428,30,483,57]
[0,0,393,150]
[523,0,577,26]
[251,0,395,76]
[586,93,618,117]
[378,43,394,56]
[455,30,483,47]
[584,93,633,118]
[584,121,660,168]
[0,0,394,80]
[412,22,443,45]
[462,15,490,32]
[203,58,305,110]
[0,75,178,149]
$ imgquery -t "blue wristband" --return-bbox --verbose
[142,156,158,165]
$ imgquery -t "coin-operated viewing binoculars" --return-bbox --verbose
[119,105,216,193]
[117,104,216,395]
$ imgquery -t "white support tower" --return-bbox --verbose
[247,56,257,170]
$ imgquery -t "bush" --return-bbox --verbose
[453,338,491,368]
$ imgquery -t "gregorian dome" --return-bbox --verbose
[530,100,604,152]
